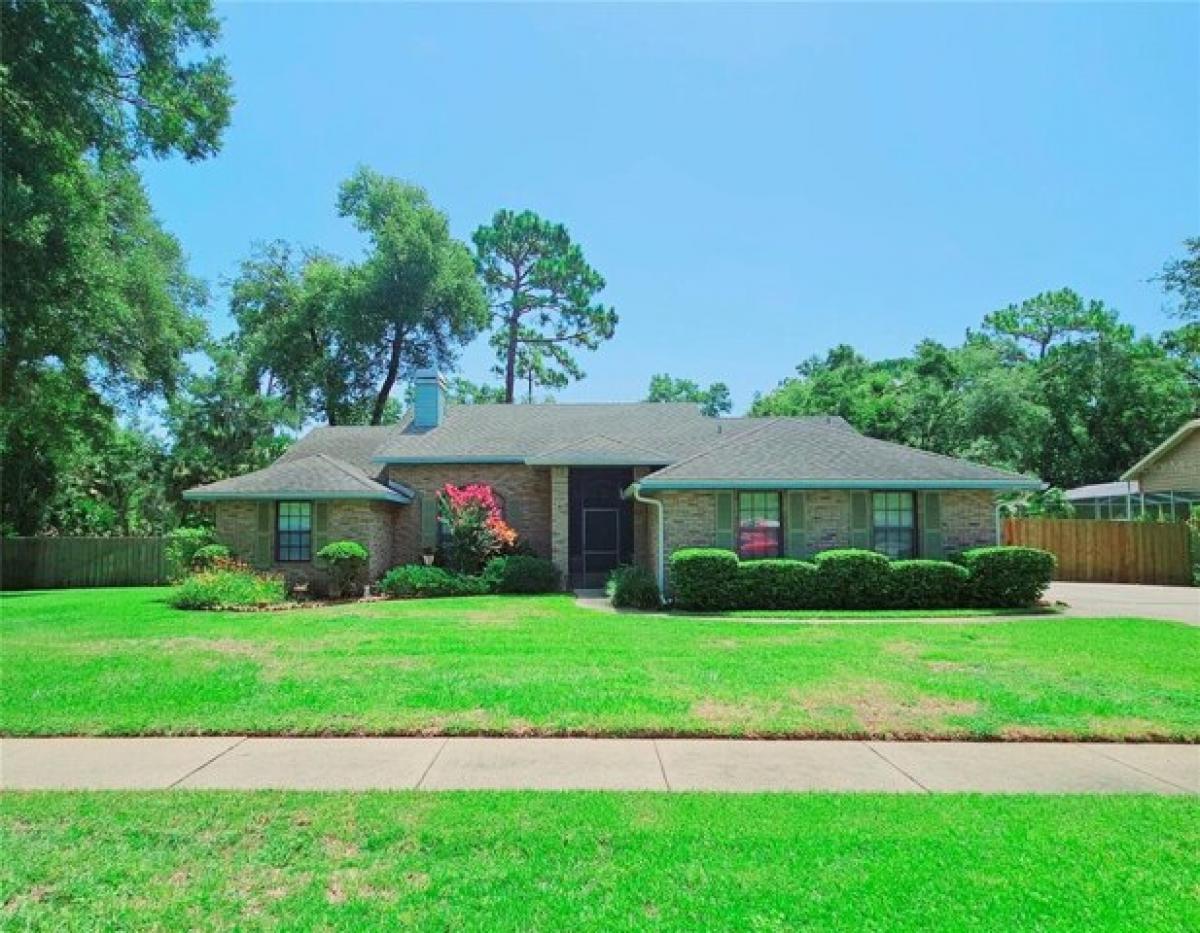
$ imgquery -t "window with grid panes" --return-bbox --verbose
[737,492,782,559]
[276,501,312,561]
[871,492,915,558]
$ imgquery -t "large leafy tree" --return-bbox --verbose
[752,296,1195,488]
[473,210,617,403]
[1156,237,1199,322]
[230,169,488,425]
[1,0,232,533]
[646,374,733,417]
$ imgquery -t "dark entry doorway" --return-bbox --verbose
[568,467,634,588]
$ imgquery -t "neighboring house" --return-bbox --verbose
[1065,420,1200,521]
[183,371,1040,591]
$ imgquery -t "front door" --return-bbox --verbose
[582,507,621,585]
[568,467,634,588]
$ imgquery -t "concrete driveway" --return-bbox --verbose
[1046,581,1198,625]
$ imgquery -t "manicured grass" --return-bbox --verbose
[2,588,1197,739]
[1,792,1195,930]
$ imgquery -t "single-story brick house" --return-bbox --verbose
[184,371,1040,591]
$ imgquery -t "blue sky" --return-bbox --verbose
[142,2,1199,413]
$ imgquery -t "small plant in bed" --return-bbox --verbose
[379,564,489,598]
[607,565,661,609]
[168,560,286,610]
[316,540,369,597]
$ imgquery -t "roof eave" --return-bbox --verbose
[182,490,412,504]
[637,478,1043,491]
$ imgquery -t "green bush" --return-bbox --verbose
[168,564,286,610]
[482,555,561,594]
[811,549,892,609]
[606,565,661,609]
[961,546,1056,607]
[888,560,970,609]
[190,544,231,571]
[737,560,817,609]
[379,565,488,599]
[669,548,739,611]
[316,540,369,598]
[165,526,214,580]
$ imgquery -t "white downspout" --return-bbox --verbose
[629,482,665,596]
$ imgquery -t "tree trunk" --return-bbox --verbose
[503,309,520,404]
[371,325,405,425]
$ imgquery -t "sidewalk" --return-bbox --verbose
[3,738,1195,794]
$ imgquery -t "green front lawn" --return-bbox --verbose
[3,588,1197,739]
[2,792,1195,930]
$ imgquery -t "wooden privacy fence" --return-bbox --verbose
[1002,518,1193,586]
[0,537,169,590]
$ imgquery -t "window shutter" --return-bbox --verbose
[313,502,330,553]
[420,493,439,550]
[254,502,273,568]
[714,492,734,551]
[922,491,944,558]
[849,492,871,550]
[786,491,808,558]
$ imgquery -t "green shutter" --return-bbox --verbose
[253,502,273,568]
[313,502,330,554]
[922,491,944,558]
[714,492,734,551]
[786,491,808,557]
[849,492,871,550]
[420,493,439,550]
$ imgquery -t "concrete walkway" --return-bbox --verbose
[2,738,1195,794]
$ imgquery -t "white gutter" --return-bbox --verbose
[628,482,666,596]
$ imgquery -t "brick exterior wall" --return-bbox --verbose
[658,491,718,556]
[386,463,553,567]
[804,489,853,552]
[940,490,997,553]
[213,499,396,586]
[550,466,569,586]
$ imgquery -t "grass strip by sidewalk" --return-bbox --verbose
[3,588,1197,739]
[2,791,1196,930]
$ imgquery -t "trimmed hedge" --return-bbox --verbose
[889,560,970,609]
[811,549,891,609]
[668,545,1054,611]
[737,560,817,609]
[379,565,488,599]
[482,555,561,594]
[961,546,1056,608]
[669,548,740,611]
[607,565,662,609]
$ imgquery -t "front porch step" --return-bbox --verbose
[572,588,607,599]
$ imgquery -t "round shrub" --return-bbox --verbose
[962,546,1056,607]
[737,560,817,609]
[379,564,488,599]
[888,560,969,609]
[607,565,661,609]
[190,543,231,571]
[316,540,370,597]
[811,548,892,609]
[482,555,561,594]
[165,526,214,580]
[669,548,739,611]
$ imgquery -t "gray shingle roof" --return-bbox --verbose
[639,418,1040,489]
[371,403,783,462]
[182,454,411,502]
[524,434,673,466]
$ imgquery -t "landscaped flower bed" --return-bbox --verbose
[669,546,1055,612]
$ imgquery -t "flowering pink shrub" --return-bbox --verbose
[437,483,518,571]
